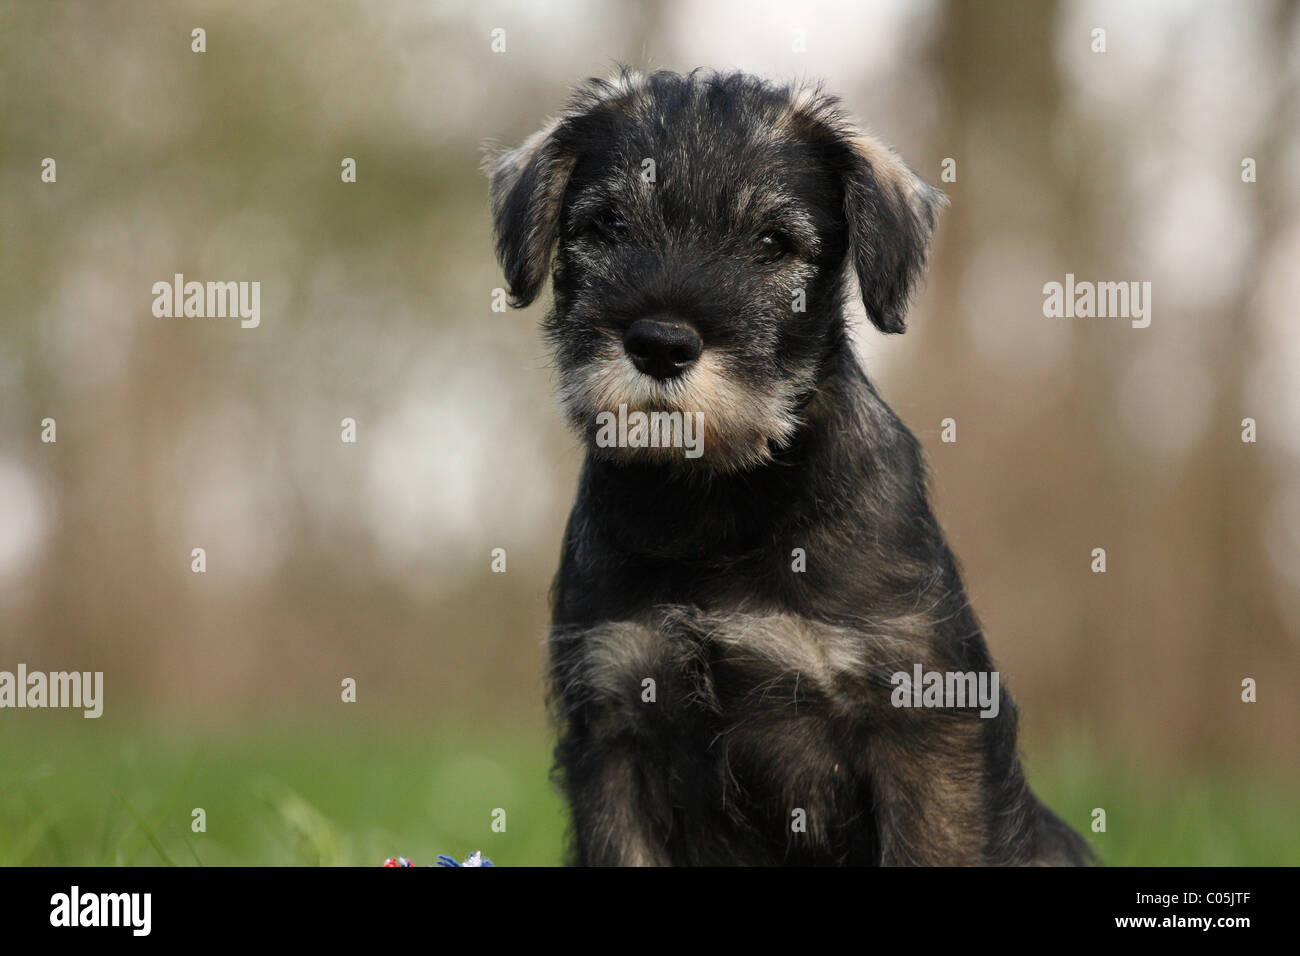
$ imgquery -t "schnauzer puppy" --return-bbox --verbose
[487,69,1093,866]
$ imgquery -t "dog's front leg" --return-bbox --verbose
[559,731,673,866]
[864,711,992,866]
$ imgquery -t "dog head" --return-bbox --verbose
[487,69,943,472]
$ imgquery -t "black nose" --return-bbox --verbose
[622,317,703,380]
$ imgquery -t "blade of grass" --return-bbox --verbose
[113,792,177,867]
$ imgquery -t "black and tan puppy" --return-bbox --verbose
[487,69,1093,866]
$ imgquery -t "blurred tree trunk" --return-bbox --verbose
[1194,0,1298,755]
[922,0,1112,727]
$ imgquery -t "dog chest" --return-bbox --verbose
[550,609,883,757]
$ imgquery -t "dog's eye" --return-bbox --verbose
[755,231,793,263]
[585,209,628,241]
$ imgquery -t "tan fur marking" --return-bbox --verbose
[559,338,808,473]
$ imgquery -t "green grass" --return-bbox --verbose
[0,716,565,866]
[0,718,1294,865]
[1024,732,1299,866]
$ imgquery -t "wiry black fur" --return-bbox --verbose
[488,69,1094,866]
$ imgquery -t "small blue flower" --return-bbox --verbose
[435,851,494,867]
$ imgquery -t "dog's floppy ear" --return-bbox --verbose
[838,134,945,334]
[485,119,577,308]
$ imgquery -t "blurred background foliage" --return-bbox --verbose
[1,0,1297,864]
